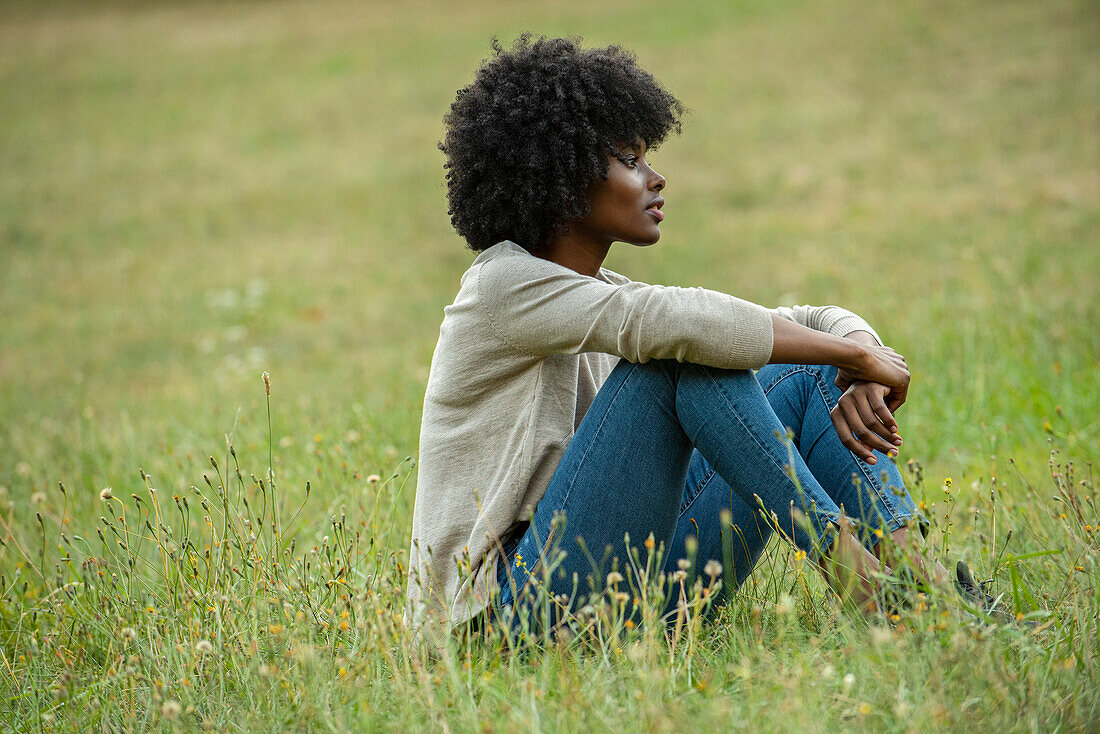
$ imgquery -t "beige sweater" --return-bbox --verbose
[404,241,879,639]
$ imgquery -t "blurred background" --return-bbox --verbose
[1,0,1097,543]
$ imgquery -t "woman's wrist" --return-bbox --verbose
[834,337,869,372]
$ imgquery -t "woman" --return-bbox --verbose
[405,36,981,641]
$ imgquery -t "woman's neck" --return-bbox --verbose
[540,234,611,277]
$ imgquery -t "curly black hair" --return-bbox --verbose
[441,35,683,253]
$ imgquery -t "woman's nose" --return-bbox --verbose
[650,169,666,191]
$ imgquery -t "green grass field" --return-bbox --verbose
[1,0,1098,730]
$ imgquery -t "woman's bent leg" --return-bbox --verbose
[755,363,929,551]
[493,359,845,634]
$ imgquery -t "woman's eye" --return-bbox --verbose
[624,155,639,168]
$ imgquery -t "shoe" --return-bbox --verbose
[954,560,1013,623]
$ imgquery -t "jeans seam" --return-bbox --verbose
[679,467,717,515]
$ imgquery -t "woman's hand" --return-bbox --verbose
[830,380,904,465]
[836,344,909,412]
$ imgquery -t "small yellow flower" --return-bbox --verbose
[338,666,347,678]
[858,702,872,716]
[624,619,635,629]
[944,477,952,486]
[314,433,323,443]
[268,624,283,635]
[644,534,655,550]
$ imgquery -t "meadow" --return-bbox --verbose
[1,0,1097,730]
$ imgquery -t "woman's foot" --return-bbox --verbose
[818,521,885,616]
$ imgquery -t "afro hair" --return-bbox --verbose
[441,35,683,254]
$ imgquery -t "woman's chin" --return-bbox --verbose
[624,230,661,247]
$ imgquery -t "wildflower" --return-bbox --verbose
[196,640,214,655]
[366,474,381,484]
[703,560,722,579]
[614,591,630,604]
[258,664,275,678]
[338,666,348,678]
[606,571,624,586]
[677,558,691,571]
[161,700,182,719]
[671,570,687,583]
[858,702,872,716]
[775,595,793,615]
[100,487,113,501]
[120,627,137,642]
[314,433,323,443]
[31,491,46,505]
[268,624,283,635]
[644,533,655,550]
[624,619,635,630]
[944,477,952,487]
[842,673,856,691]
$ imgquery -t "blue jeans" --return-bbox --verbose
[490,360,927,631]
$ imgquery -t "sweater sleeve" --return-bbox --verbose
[770,304,883,345]
[476,255,775,369]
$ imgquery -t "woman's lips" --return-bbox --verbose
[646,207,664,222]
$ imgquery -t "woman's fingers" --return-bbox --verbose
[832,383,907,464]
[853,394,898,444]
[867,390,900,436]
[840,399,896,455]
[830,405,875,463]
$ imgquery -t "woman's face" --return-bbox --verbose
[573,140,666,247]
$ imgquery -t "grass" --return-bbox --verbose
[0,0,1097,730]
